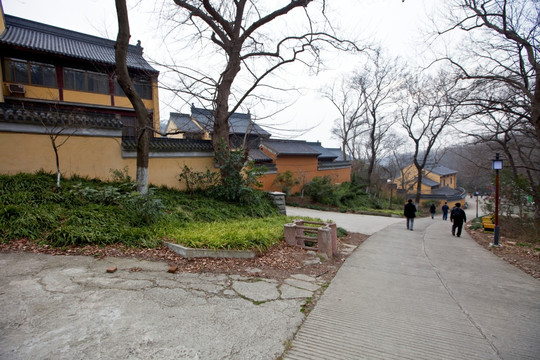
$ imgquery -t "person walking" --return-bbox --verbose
[404,199,417,231]
[442,202,449,221]
[450,202,467,237]
[429,204,436,219]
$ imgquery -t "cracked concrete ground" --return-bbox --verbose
[0,253,326,360]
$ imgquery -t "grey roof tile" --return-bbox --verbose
[427,164,457,176]
[169,112,202,134]
[190,106,271,137]
[306,141,339,161]
[261,139,321,156]
[248,148,273,162]
[0,15,157,73]
[421,177,440,187]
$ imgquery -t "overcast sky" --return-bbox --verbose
[2,0,438,148]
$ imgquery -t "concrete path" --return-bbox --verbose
[0,254,324,360]
[283,209,540,359]
[286,207,402,235]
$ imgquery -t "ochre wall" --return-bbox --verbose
[318,167,351,184]
[258,151,351,194]
[259,172,278,192]
[0,131,214,190]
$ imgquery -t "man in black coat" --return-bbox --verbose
[403,199,417,231]
[450,202,467,237]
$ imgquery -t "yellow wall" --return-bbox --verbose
[63,90,111,107]
[165,122,184,139]
[3,84,60,101]
[151,78,159,130]
[395,164,458,194]
[0,9,5,34]
[0,131,214,190]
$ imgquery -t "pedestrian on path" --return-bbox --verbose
[404,199,417,231]
[429,204,436,219]
[450,202,467,237]
[442,202,449,220]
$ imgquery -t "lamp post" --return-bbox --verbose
[474,191,479,219]
[492,153,503,246]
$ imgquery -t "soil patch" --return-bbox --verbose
[466,224,540,280]
[0,233,369,282]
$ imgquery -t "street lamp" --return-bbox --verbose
[474,191,479,219]
[492,153,503,246]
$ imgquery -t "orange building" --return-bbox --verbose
[255,139,351,194]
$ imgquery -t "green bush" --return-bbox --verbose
[303,176,337,204]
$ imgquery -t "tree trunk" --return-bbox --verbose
[415,163,422,205]
[52,139,61,188]
[115,0,151,194]
[213,47,242,180]
[532,77,540,144]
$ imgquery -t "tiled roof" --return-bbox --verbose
[306,141,339,161]
[0,104,122,129]
[248,148,273,162]
[421,177,440,187]
[427,164,457,176]
[261,139,322,156]
[190,106,271,137]
[122,138,214,153]
[0,15,157,73]
[168,112,202,134]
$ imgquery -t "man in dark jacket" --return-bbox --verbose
[441,202,449,220]
[450,202,467,237]
[404,199,417,231]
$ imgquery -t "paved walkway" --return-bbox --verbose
[0,254,324,360]
[284,207,540,360]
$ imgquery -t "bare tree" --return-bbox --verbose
[461,106,540,218]
[438,0,540,143]
[322,79,365,161]
[398,71,468,204]
[39,110,79,188]
[115,0,153,194]
[352,50,404,192]
[380,133,409,209]
[166,1,359,182]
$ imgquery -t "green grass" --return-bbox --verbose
[0,172,283,250]
[159,216,288,251]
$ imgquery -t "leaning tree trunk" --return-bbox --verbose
[115,0,151,194]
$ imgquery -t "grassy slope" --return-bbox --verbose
[0,172,288,251]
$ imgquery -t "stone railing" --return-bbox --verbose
[284,219,338,258]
